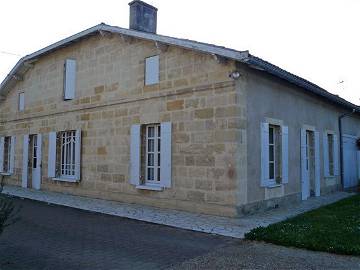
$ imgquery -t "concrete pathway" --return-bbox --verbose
[2,185,353,238]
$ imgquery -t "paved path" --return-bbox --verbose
[1,198,359,270]
[2,185,354,238]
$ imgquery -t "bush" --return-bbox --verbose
[0,195,19,236]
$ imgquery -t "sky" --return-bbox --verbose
[1,0,359,104]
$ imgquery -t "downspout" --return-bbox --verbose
[338,108,356,189]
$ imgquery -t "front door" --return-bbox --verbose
[22,134,42,190]
[301,129,320,200]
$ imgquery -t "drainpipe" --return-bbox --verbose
[339,108,356,189]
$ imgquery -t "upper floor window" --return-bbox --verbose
[145,55,159,85]
[18,92,25,111]
[64,59,77,100]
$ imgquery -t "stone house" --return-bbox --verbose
[0,0,359,217]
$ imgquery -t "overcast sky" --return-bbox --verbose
[1,0,359,104]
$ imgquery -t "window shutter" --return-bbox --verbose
[19,93,25,111]
[0,137,4,173]
[130,125,141,186]
[37,133,42,179]
[48,132,57,178]
[160,122,172,188]
[323,133,330,177]
[145,55,159,85]
[9,136,16,174]
[75,130,81,181]
[314,131,321,196]
[64,59,76,100]
[22,135,29,188]
[333,134,339,176]
[260,122,270,187]
[281,125,289,184]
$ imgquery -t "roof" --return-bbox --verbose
[0,23,358,112]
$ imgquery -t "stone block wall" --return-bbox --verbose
[0,33,247,217]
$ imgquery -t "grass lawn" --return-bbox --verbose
[245,194,360,255]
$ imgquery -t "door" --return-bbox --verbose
[343,135,358,188]
[301,129,310,200]
[32,134,42,190]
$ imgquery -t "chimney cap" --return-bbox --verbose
[128,0,158,11]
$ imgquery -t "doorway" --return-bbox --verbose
[22,134,42,190]
[343,134,358,189]
[301,129,320,200]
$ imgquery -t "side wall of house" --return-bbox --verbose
[0,34,246,217]
[241,65,360,214]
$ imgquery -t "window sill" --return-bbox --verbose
[0,172,12,176]
[136,184,163,191]
[267,183,282,189]
[52,177,79,183]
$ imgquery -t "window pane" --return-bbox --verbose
[157,167,160,181]
[148,139,154,152]
[269,127,274,143]
[147,168,154,181]
[148,153,154,166]
[269,145,274,162]
[148,127,155,138]
[269,163,275,179]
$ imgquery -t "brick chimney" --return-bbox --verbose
[129,0,157,34]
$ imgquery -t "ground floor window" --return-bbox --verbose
[48,130,81,181]
[3,136,11,173]
[269,125,281,184]
[145,124,161,183]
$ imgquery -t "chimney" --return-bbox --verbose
[129,0,157,34]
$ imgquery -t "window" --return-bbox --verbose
[0,136,15,174]
[268,125,281,184]
[327,134,334,176]
[145,124,161,183]
[60,131,76,178]
[323,132,338,177]
[261,122,288,187]
[130,122,172,189]
[145,55,159,85]
[18,92,25,111]
[48,130,81,181]
[64,59,76,100]
[3,137,11,173]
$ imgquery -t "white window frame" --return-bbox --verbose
[269,125,276,182]
[145,124,161,184]
[60,131,77,180]
[18,92,25,111]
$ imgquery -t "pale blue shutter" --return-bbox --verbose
[260,122,269,187]
[0,137,4,173]
[314,131,321,196]
[75,130,81,181]
[160,122,172,188]
[300,129,307,200]
[130,125,141,185]
[281,126,289,184]
[333,134,339,176]
[9,136,16,174]
[145,55,159,85]
[48,132,56,178]
[323,133,330,177]
[64,59,76,100]
[22,134,29,188]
